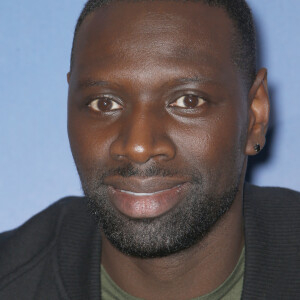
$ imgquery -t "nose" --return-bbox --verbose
[110,109,176,164]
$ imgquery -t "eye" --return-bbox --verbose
[170,95,205,109]
[88,97,122,112]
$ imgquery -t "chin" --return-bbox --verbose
[86,180,239,258]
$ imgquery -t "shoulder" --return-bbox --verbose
[242,185,300,297]
[0,196,89,289]
[243,183,300,237]
[244,183,300,210]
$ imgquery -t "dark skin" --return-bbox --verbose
[68,2,269,299]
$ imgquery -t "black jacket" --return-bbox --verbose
[0,184,299,299]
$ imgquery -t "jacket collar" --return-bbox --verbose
[242,183,300,299]
[55,198,102,300]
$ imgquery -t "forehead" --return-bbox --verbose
[72,1,237,87]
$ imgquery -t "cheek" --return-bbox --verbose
[68,111,116,170]
[169,109,247,188]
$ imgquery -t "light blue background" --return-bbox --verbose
[0,0,299,232]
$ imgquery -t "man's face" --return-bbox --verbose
[68,1,249,257]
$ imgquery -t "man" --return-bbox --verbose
[0,0,299,299]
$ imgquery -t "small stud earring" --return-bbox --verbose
[254,143,261,153]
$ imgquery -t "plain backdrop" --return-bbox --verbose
[0,0,299,232]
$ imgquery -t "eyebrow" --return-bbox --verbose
[77,79,115,89]
[177,76,212,84]
[165,76,220,88]
[76,75,220,91]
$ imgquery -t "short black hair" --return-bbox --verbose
[70,0,256,89]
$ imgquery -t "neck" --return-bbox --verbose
[101,187,244,300]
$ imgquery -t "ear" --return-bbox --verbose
[245,68,270,156]
[67,72,71,84]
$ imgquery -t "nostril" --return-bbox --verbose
[110,140,176,164]
[109,118,176,163]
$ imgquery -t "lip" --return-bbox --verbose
[106,178,190,219]
[104,176,188,193]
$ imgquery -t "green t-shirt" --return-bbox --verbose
[101,247,244,300]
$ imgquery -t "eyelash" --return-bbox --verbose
[87,93,207,113]
[87,96,123,112]
[169,95,206,109]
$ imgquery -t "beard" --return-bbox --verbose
[79,162,240,258]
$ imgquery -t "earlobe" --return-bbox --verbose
[245,68,270,156]
[67,72,71,84]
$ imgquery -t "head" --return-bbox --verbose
[67,0,269,258]
[70,0,257,90]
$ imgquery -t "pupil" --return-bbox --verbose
[97,98,112,111]
[184,95,198,108]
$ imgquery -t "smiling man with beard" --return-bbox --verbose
[0,0,300,299]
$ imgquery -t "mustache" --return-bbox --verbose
[79,162,204,194]
[78,162,202,187]
[99,163,179,179]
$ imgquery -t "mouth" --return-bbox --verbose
[104,176,190,219]
[117,185,181,196]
